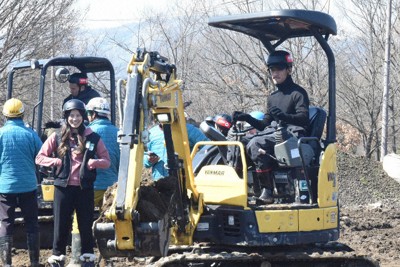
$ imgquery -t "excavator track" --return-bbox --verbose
[147,243,379,267]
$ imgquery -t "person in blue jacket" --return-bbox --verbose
[0,98,43,267]
[86,97,120,202]
[144,122,209,180]
[68,97,120,265]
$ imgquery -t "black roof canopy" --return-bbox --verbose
[208,9,337,49]
[11,56,114,73]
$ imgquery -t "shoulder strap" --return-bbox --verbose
[86,132,100,146]
[55,132,61,148]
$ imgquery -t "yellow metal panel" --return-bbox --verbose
[255,210,298,233]
[41,184,54,201]
[115,219,134,250]
[299,208,324,231]
[171,193,205,246]
[324,206,338,229]
[195,165,247,207]
[317,144,338,208]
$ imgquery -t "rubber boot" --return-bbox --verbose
[252,171,262,196]
[0,235,12,267]
[27,232,40,267]
[256,170,274,204]
[66,233,81,267]
[258,188,274,204]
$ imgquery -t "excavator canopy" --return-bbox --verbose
[208,9,337,48]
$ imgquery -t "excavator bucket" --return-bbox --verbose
[93,213,170,258]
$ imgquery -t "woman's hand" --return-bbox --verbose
[87,159,97,170]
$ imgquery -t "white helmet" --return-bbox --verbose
[86,97,111,116]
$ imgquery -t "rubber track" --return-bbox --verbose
[147,243,379,267]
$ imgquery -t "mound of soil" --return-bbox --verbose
[11,151,400,266]
[337,151,400,266]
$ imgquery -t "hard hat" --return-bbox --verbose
[250,111,265,120]
[205,116,214,123]
[3,98,25,117]
[86,97,111,116]
[266,50,293,69]
[63,99,86,118]
[68,72,88,85]
[213,114,232,130]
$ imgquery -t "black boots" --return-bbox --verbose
[255,170,275,204]
[27,232,40,267]
[0,235,12,267]
[0,233,40,267]
[258,188,274,204]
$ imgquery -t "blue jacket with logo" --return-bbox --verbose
[0,119,43,193]
[144,123,209,180]
[89,118,120,190]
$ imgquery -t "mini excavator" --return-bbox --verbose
[93,9,379,267]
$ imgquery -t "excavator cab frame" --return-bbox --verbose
[7,56,116,137]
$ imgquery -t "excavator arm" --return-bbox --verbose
[93,49,203,259]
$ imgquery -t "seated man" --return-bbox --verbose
[232,50,309,204]
[63,72,100,105]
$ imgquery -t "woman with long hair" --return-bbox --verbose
[36,99,110,266]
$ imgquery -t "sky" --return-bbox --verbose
[77,0,167,29]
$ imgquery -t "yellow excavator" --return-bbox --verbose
[93,10,379,266]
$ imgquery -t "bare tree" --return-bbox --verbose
[335,0,400,159]
[0,0,82,124]
[87,0,400,158]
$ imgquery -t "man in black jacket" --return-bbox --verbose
[232,50,309,204]
[63,72,100,106]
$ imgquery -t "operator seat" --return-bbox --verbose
[307,106,327,139]
[306,106,327,159]
[192,121,228,174]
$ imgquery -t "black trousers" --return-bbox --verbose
[0,190,39,236]
[245,131,277,171]
[52,185,94,256]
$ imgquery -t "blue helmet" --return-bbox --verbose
[250,111,265,121]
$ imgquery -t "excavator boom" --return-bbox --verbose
[94,49,203,258]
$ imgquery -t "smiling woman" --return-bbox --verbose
[35,98,111,266]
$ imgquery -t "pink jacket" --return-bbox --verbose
[36,127,110,186]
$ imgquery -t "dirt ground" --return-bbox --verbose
[11,151,400,266]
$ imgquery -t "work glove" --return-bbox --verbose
[226,126,238,141]
[269,106,287,121]
[232,111,251,122]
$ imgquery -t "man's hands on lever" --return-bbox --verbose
[269,106,288,121]
[232,111,251,123]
